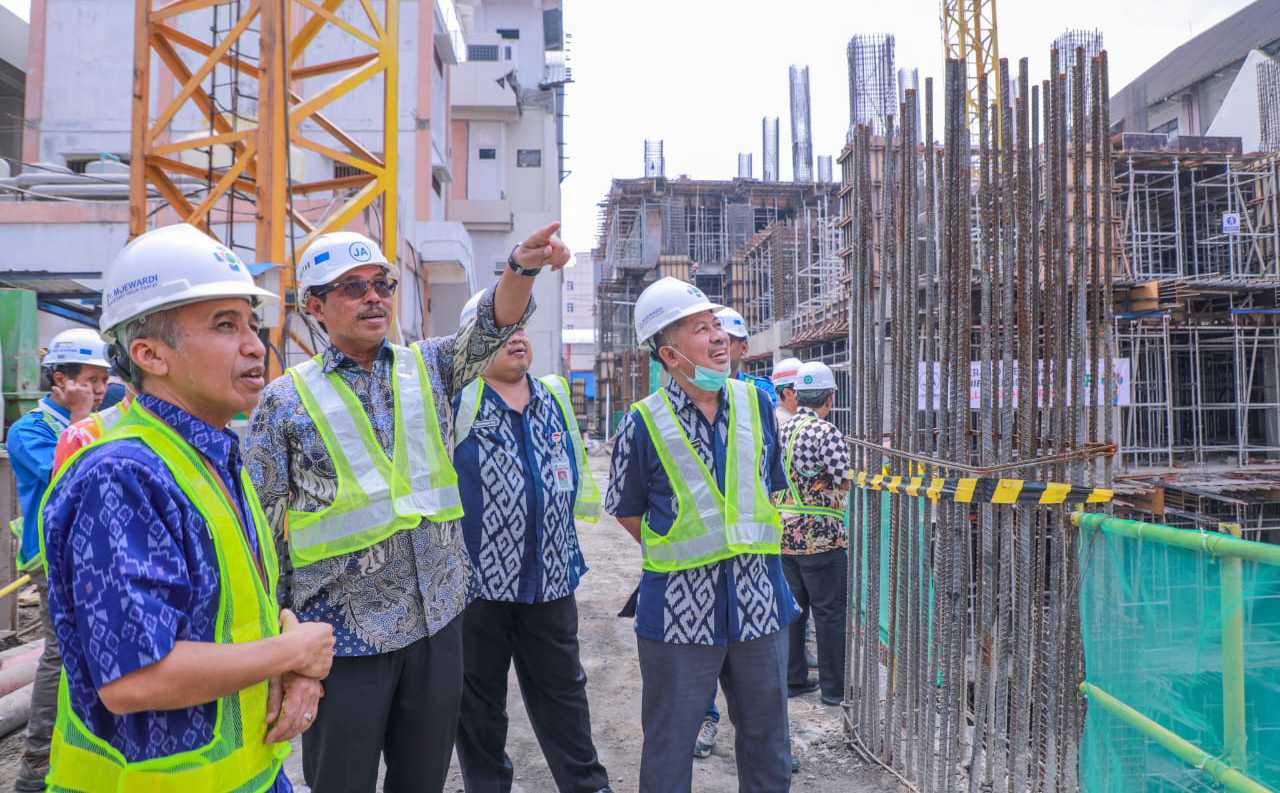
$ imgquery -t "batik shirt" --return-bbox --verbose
[41,395,290,792]
[605,380,799,646]
[779,407,852,555]
[452,374,588,603]
[244,287,533,656]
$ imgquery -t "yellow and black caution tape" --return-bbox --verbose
[847,470,1113,505]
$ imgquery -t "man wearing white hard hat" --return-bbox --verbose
[777,361,852,708]
[606,276,798,792]
[451,292,611,793]
[40,223,336,792]
[246,223,568,792]
[5,327,109,791]
[771,356,802,426]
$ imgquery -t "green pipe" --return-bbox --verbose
[1074,512,1280,566]
[1080,682,1272,793]
[1220,522,1248,773]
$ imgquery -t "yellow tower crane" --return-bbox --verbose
[940,0,1001,134]
[127,0,400,379]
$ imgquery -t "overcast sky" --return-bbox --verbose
[1,0,1257,259]
[559,0,1255,257]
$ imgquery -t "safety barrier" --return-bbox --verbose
[1076,513,1280,791]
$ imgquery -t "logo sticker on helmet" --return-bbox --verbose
[349,242,372,262]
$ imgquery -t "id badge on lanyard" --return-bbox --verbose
[549,430,575,494]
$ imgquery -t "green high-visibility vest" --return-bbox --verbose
[777,413,847,521]
[39,403,288,792]
[633,379,783,573]
[286,343,463,568]
[453,375,602,523]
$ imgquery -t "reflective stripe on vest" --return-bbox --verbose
[453,377,485,451]
[40,403,287,792]
[538,374,601,522]
[777,414,847,520]
[633,379,782,573]
[286,343,461,567]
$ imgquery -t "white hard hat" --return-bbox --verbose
[715,307,748,339]
[42,328,110,369]
[633,277,723,346]
[459,289,485,327]
[297,231,391,292]
[771,356,802,387]
[99,223,277,339]
[795,360,837,391]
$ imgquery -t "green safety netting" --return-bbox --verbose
[1079,517,1280,791]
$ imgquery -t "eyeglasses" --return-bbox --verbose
[317,276,399,300]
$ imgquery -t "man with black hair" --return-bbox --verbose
[6,327,110,792]
[777,361,852,707]
[607,276,797,792]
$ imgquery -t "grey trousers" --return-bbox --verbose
[637,630,791,793]
[15,570,61,793]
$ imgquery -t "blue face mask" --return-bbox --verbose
[670,348,730,391]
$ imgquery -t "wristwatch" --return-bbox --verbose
[507,246,543,277]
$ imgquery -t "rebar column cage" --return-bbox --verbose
[847,33,896,136]
[790,65,814,183]
[1260,57,1280,153]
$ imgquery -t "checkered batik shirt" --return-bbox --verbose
[779,407,852,555]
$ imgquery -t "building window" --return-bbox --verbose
[1149,118,1178,135]
[504,45,513,61]
[494,260,506,275]
[517,149,542,168]
[467,44,499,61]
[566,302,574,313]
[497,28,520,40]
[478,148,497,160]
[432,175,443,197]
[566,281,573,291]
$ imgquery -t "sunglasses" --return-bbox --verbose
[317,276,398,300]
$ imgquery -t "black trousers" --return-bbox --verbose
[456,595,610,793]
[782,548,849,701]
[302,614,463,793]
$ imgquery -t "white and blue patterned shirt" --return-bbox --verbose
[605,379,799,646]
[244,287,533,656]
[451,374,588,603]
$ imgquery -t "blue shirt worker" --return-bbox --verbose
[245,223,567,793]
[40,223,337,793]
[6,328,109,793]
[606,277,798,793]
[451,293,612,793]
[716,306,777,407]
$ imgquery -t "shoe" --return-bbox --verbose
[787,680,819,698]
[821,694,842,707]
[693,716,718,758]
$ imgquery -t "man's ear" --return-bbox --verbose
[129,337,171,381]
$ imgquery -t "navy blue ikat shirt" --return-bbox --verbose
[605,379,799,646]
[452,374,588,603]
[41,394,290,791]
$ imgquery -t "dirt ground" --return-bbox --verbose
[0,454,899,792]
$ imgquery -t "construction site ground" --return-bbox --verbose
[0,453,897,792]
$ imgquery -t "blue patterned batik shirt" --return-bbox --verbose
[41,394,290,792]
[244,286,533,656]
[452,374,588,603]
[605,379,799,646]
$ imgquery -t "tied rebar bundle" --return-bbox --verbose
[842,47,1117,793]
